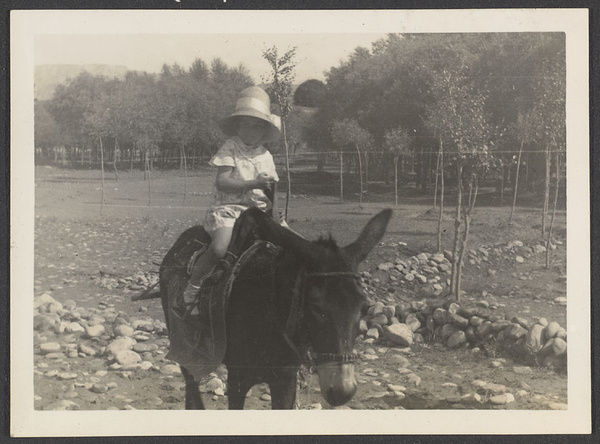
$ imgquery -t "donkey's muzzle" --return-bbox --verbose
[317,363,357,406]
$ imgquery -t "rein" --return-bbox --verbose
[283,269,361,367]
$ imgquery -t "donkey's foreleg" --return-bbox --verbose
[269,368,299,410]
[181,366,204,410]
[226,367,255,410]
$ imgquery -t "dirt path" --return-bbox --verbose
[32,166,567,411]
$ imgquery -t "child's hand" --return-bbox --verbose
[256,172,274,188]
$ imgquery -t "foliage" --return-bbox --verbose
[293,79,327,108]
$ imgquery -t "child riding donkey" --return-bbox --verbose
[172,86,284,319]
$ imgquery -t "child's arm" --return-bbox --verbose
[215,166,273,192]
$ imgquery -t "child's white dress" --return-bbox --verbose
[203,136,279,234]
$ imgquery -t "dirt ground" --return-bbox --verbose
[31,165,568,411]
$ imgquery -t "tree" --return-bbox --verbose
[425,64,495,300]
[293,79,327,108]
[384,127,413,206]
[262,46,297,220]
[332,119,374,207]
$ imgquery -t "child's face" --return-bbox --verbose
[237,117,268,146]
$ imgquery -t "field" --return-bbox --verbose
[32,165,568,411]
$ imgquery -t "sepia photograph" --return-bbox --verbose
[10,8,590,436]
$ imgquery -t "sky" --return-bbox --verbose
[34,33,388,83]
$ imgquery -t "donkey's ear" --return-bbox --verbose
[247,208,314,259]
[343,209,392,263]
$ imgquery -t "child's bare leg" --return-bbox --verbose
[182,226,234,310]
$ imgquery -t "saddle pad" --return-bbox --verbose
[166,240,281,380]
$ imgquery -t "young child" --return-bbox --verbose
[180,86,281,316]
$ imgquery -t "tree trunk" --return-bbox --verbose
[509,141,524,224]
[434,147,441,208]
[147,150,152,206]
[181,141,188,204]
[364,152,369,194]
[99,136,105,212]
[282,120,292,220]
[340,150,344,201]
[356,144,363,208]
[437,139,445,253]
[546,152,561,268]
[394,157,399,206]
[113,135,119,181]
[451,162,463,300]
[499,162,504,206]
[542,145,551,237]
[130,142,134,173]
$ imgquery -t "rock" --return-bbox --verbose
[469,316,484,327]
[131,319,154,332]
[213,387,225,397]
[358,318,369,334]
[65,322,86,334]
[90,383,108,394]
[78,343,96,356]
[414,274,427,284]
[260,393,272,401]
[447,331,467,349]
[547,402,568,410]
[114,325,135,337]
[491,320,510,332]
[405,314,421,332]
[366,328,380,340]
[441,323,458,341]
[476,321,493,337]
[513,366,533,375]
[511,316,530,330]
[57,372,78,380]
[388,384,407,392]
[515,256,524,263]
[384,324,413,347]
[389,355,410,367]
[413,333,424,343]
[525,324,545,353]
[448,313,469,329]
[371,314,389,326]
[45,400,80,411]
[85,324,106,338]
[160,364,181,375]
[206,377,224,392]
[382,305,396,319]
[132,343,158,353]
[432,308,448,325]
[552,338,567,356]
[113,350,142,368]
[34,314,58,332]
[106,337,137,355]
[34,293,58,310]
[489,393,515,405]
[368,302,385,316]
[553,297,567,306]
[543,321,561,340]
[506,323,528,340]
[483,383,508,395]
[406,373,421,387]
[39,342,61,355]
[404,273,415,282]
[377,262,394,271]
[535,317,549,327]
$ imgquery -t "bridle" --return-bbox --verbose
[283,267,362,367]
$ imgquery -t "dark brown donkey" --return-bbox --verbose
[160,207,392,409]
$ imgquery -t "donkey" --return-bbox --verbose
[160,207,392,409]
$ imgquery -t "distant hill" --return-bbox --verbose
[34,64,130,101]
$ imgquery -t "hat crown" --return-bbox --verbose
[234,86,271,117]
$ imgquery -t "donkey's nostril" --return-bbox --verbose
[324,384,357,407]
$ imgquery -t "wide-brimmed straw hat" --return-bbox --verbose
[218,86,282,143]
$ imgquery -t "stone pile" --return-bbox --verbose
[93,270,159,292]
[359,297,567,370]
[363,239,557,299]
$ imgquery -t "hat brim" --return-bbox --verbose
[218,112,281,144]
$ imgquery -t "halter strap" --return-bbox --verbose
[283,268,362,367]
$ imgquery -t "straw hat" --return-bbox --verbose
[218,86,282,143]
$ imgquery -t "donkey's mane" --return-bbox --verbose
[315,235,339,250]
